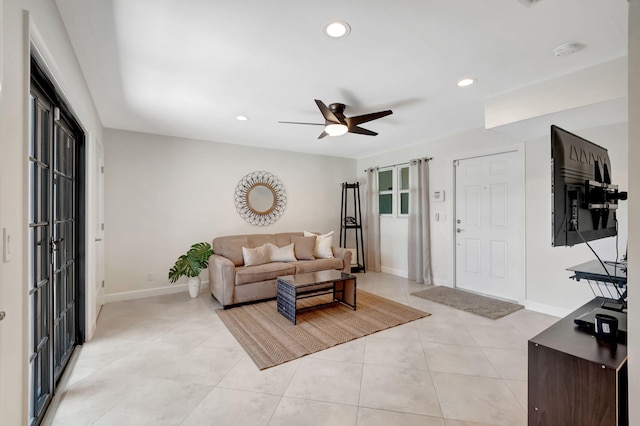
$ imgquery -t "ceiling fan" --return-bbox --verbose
[279,99,393,139]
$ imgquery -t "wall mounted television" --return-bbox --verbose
[551,125,627,247]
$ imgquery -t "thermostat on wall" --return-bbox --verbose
[433,190,445,202]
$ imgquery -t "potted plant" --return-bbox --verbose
[168,242,214,298]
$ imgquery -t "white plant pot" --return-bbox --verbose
[187,277,200,298]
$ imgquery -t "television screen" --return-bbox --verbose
[551,125,625,247]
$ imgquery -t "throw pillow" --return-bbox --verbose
[291,236,316,260]
[303,231,334,259]
[266,243,296,262]
[242,244,270,267]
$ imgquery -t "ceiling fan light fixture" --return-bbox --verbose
[325,123,349,136]
[457,77,477,87]
[324,21,351,38]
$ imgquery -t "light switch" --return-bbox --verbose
[3,228,11,263]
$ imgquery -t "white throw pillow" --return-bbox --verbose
[303,231,334,259]
[242,244,270,266]
[266,243,296,262]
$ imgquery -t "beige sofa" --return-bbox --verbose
[209,232,352,308]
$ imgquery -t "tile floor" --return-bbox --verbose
[49,272,559,426]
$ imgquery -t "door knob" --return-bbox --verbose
[0,311,5,321]
[456,228,464,233]
[49,238,64,252]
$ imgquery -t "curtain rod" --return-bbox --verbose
[363,157,433,172]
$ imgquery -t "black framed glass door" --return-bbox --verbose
[29,57,85,426]
[52,114,77,380]
[28,81,53,425]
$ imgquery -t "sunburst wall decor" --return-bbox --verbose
[234,171,287,226]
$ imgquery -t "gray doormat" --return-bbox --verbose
[411,286,524,319]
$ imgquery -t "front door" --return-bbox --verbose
[454,150,524,302]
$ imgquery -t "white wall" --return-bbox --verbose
[0,1,104,424]
[102,129,356,298]
[358,128,523,287]
[357,123,628,316]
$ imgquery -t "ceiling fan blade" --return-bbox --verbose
[349,126,378,136]
[278,121,325,126]
[318,130,329,139]
[314,99,341,123]
[346,110,393,126]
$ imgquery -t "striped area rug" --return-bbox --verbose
[217,290,430,370]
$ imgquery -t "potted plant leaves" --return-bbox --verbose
[168,242,214,298]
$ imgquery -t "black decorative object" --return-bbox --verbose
[234,171,287,226]
[340,182,365,272]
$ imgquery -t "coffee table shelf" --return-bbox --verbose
[276,270,356,325]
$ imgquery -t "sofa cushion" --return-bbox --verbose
[274,232,304,247]
[246,234,278,248]
[266,243,296,262]
[242,245,270,267]
[304,231,334,259]
[217,238,247,266]
[235,263,296,286]
[292,236,316,260]
[292,258,344,274]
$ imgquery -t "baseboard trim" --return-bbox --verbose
[99,281,209,304]
[377,268,448,287]
[524,300,570,318]
[433,278,448,287]
[381,266,408,278]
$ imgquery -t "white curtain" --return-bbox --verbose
[365,168,381,272]
[408,158,433,284]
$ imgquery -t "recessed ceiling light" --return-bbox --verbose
[324,21,351,38]
[457,77,477,87]
[236,115,249,121]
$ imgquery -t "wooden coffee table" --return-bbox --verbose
[276,270,356,324]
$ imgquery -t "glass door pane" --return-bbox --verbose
[52,122,76,381]
[28,90,53,424]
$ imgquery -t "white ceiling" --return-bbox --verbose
[54,0,629,159]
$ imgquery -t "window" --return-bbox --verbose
[377,165,409,216]
[378,168,393,215]
[399,166,409,215]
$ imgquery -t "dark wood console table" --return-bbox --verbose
[528,297,628,426]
